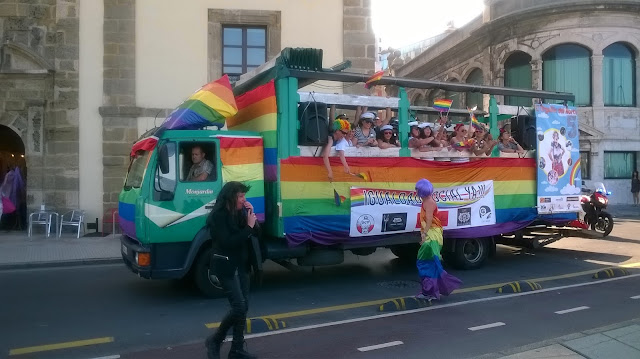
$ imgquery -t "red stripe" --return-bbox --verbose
[235,80,276,110]
[130,137,157,155]
[281,156,534,168]
[218,136,263,149]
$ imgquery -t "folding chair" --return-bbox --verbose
[58,210,85,238]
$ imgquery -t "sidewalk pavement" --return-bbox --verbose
[0,230,122,269]
[486,320,640,359]
[609,204,640,219]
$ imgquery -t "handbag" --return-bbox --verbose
[1,197,15,214]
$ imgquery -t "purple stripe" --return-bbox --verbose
[256,213,265,222]
[119,218,137,240]
[265,164,278,181]
[286,230,420,247]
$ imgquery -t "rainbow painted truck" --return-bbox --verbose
[119,48,582,296]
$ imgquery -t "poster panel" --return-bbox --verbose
[350,181,496,237]
[535,104,582,214]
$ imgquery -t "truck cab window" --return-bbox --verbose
[180,142,217,182]
[154,142,177,201]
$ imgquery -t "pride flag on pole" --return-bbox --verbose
[433,99,453,112]
[364,70,384,89]
[161,75,238,130]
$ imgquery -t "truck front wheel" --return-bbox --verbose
[193,247,225,298]
[446,238,490,270]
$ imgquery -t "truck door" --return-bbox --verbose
[147,139,221,253]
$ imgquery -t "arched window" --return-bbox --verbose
[504,52,532,106]
[465,69,484,108]
[603,43,636,106]
[542,44,591,106]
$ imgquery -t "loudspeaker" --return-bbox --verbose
[511,115,536,150]
[298,102,329,146]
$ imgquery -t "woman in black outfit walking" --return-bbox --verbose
[205,181,258,359]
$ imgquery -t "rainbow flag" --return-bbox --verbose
[227,80,277,181]
[280,157,552,246]
[433,99,453,112]
[161,75,238,130]
[471,115,484,130]
[364,70,384,89]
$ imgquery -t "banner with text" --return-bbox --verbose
[349,181,496,237]
[535,104,582,214]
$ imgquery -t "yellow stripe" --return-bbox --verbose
[509,283,517,292]
[222,163,264,183]
[515,281,521,292]
[282,321,287,328]
[262,318,273,330]
[246,319,252,334]
[191,90,238,118]
[400,298,406,310]
[281,180,534,200]
[271,318,279,330]
[9,337,114,356]
[392,299,400,311]
[228,113,277,132]
[205,263,640,329]
[607,269,614,278]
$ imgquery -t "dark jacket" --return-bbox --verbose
[207,208,254,277]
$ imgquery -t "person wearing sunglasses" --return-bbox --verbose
[450,123,474,151]
[377,124,399,149]
[323,119,352,181]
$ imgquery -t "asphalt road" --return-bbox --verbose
[2,219,640,359]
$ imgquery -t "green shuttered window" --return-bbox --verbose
[504,52,533,107]
[543,44,591,106]
[603,43,636,107]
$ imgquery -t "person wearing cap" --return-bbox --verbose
[323,119,352,181]
[377,124,399,149]
[408,122,434,149]
[472,123,497,156]
[354,112,378,147]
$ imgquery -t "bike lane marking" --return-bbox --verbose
[9,337,114,356]
[555,306,590,315]
[468,322,506,331]
[357,341,403,352]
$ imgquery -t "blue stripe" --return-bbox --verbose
[284,215,350,234]
[264,148,277,165]
[496,207,537,223]
[118,201,135,222]
[246,197,265,214]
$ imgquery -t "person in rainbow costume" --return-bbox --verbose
[415,178,463,301]
[323,119,352,181]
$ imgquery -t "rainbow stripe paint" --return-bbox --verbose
[227,80,277,182]
[218,135,266,222]
[433,99,453,112]
[280,157,551,246]
[162,75,238,130]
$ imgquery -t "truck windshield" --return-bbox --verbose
[124,151,150,189]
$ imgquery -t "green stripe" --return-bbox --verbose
[262,130,277,149]
[495,194,535,209]
[119,187,140,204]
[282,199,350,217]
[181,99,224,122]
[244,180,265,198]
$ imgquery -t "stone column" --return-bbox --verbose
[100,0,138,213]
[530,59,543,91]
[636,61,640,107]
[343,0,375,95]
[591,54,604,107]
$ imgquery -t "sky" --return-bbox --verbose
[371,0,485,49]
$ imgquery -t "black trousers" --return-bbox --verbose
[214,270,250,348]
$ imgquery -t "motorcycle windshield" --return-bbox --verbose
[594,182,606,194]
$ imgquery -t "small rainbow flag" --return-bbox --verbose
[471,115,484,130]
[364,70,384,89]
[433,99,453,112]
[452,138,475,149]
[351,171,372,182]
[161,74,238,130]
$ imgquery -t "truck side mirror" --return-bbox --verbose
[158,144,170,174]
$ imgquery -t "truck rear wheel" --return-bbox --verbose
[449,238,490,270]
[193,247,225,298]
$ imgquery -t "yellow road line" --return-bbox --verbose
[9,337,114,356]
[204,262,640,329]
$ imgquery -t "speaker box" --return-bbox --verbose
[511,115,536,150]
[298,102,328,146]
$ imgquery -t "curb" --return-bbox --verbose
[593,268,630,279]
[0,258,123,271]
[245,317,287,334]
[378,296,432,312]
[496,281,542,293]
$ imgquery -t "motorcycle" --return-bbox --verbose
[577,182,614,237]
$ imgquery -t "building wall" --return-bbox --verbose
[0,0,80,217]
[397,1,640,204]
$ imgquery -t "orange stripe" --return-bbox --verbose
[200,81,236,107]
[227,97,276,128]
[280,163,534,183]
[221,146,263,165]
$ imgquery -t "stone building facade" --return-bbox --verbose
[0,0,375,228]
[397,0,640,204]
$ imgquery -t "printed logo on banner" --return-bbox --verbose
[457,208,472,227]
[567,196,579,201]
[540,198,551,203]
[382,213,407,232]
[356,214,375,235]
[479,206,492,222]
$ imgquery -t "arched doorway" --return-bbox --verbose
[0,125,27,230]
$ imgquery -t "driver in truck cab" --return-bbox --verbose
[186,145,213,181]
